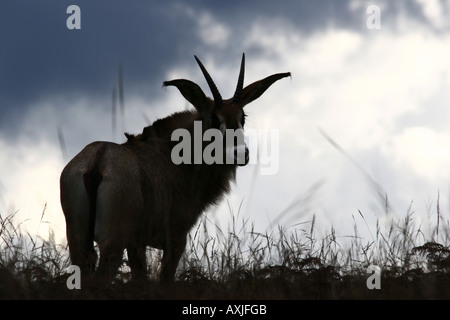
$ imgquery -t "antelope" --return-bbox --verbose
[60,54,290,282]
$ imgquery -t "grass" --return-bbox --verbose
[1,198,449,300]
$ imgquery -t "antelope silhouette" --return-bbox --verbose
[60,54,290,282]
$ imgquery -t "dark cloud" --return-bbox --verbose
[0,0,434,137]
[1,2,185,109]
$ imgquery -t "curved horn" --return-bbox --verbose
[233,53,245,104]
[194,55,223,107]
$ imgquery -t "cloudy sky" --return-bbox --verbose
[1,0,450,244]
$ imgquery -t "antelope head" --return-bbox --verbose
[163,53,290,166]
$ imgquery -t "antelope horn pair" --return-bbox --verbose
[194,53,245,107]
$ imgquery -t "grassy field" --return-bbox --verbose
[1,202,449,300]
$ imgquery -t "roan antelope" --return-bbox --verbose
[60,54,290,282]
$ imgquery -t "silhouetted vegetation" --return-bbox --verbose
[1,202,449,299]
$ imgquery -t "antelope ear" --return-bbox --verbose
[163,79,213,115]
[239,72,291,107]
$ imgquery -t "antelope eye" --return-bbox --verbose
[211,113,221,129]
[211,113,226,133]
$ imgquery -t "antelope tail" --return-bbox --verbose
[82,149,105,248]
